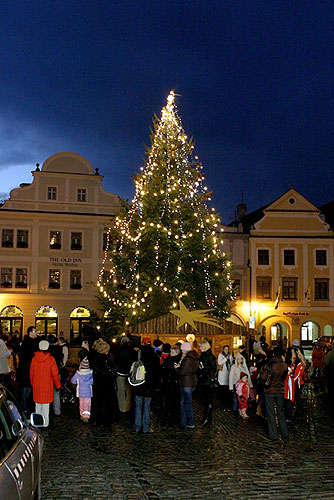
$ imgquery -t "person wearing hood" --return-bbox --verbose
[229,353,252,413]
[30,340,61,428]
[175,341,199,429]
[71,356,94,422]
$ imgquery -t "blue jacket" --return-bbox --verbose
[71,369,93,398]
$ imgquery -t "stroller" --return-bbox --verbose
[59,366,76,404]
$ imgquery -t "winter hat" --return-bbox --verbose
[292,339,300,347]
[120,336,130,344]
[93,338,110,355]
[80,357,90,370]
[240,371,248,379]
[181,341,192,352]
[142,337,151,344]
[39,340,49,351]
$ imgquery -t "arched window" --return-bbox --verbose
[35,306,58,336]
[301,321,320,344]
[0,305,23,336]
[70,307,91,345]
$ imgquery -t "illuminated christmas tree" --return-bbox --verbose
[98,91,234,326]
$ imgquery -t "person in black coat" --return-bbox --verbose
[132,340,160,433]
[16,326,39,415]
[198,340,217,426]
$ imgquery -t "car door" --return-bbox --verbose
[0,392,34,500]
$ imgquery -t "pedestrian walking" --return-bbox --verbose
[260,347,288,441]
[16,326,39,415]
[0,335,12,387]
[30,340,61,428]
[198,340,217,426]
[71,356,93,422]
[114,336,135,418]
[132,338,160,434]
[235,372,250,419]
[175,341,199,429]
[229,354,252,413]
[217,345,233,403]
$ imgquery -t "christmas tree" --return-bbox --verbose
[98,91,234,326]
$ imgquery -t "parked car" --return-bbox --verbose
[0,384,44,500]
[313,335,334,351]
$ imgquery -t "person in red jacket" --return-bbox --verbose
[30,340,61,428]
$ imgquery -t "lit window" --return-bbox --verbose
[284,249,295,266]
[49,269,61,289]
[282,278,297,300]
[71,232,82,250]
[70,270,82,289]
[49,231,61,249]
[256,277,272,299]
[2,229,13,248]
[77,189,86,202]
[1,268,12,288]
[16,268,27,288]
[17,230,28,248]
[315,250,327,266]
[48,187,57,200]
[314,279,329,300]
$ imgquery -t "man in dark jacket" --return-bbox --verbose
[176,341,199,429]
[17,326,39,415]
[260,346,288,441]
[114,336,135,417]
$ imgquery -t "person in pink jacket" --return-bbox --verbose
[30,340,61,427]
[235,372,250,419]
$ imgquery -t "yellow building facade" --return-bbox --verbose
[227,188,334,352]
[0,152,122,342]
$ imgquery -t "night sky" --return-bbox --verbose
[1,1,333,222]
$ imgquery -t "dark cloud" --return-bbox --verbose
[0,1,333,220]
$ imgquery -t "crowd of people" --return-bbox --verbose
[0,328,333,438]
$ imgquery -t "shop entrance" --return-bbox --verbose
[0,305,23,336]
[35,306,58,336]
[70,307,91,345]
[301,321,319,346]
[270,322,288,349]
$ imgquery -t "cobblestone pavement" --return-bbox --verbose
[40,382,334,500]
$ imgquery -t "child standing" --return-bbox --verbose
[235,371,250,419]
[71,357,93,422]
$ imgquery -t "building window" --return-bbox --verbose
[49,231,61,249]
[2,229,14,248]
[1,268,12,288]
[282,277,297,300]
[17,230,29,248]
[71,232,82,250]
[15,268,27,288]
[232,279,241,298]
[316,249,327,266]
[258,249,269,265]
[48,187,57,200]
[314,279,329,300]
[70,270,82,289]
[256,277,272,299]
[284,249,295,266]
[77,189,86,202]
[49,269,61,289]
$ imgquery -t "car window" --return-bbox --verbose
[0,398,19,460]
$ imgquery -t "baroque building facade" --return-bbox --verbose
[224,188,334,353]
[0,152,121,343]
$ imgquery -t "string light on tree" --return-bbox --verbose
[97,90,234,324]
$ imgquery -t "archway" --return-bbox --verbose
[300,321,320,346]
[35,306,58,336]
[0,305,23,336]
[227,313,245,327]
[70,306,91,344]
[270,321,289,348]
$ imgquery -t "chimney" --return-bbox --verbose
[236,203,247,221]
